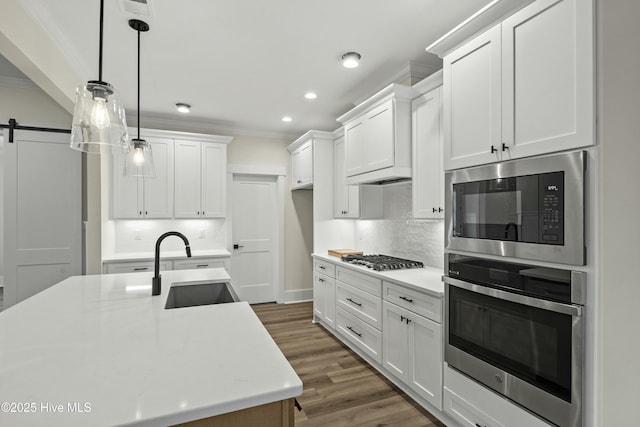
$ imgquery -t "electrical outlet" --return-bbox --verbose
[134,230,142,240]
[199,229,206,238]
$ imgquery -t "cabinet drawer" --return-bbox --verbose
[443,388,504,427]
[336,267,382,297]
[104,260,170,274]
[336,307,382,364]
[336,282,382,330]
[383,281,442,323]
[173,258,229,271]
[314,259,336,278]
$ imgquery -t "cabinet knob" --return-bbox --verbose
[297,180,302,184]
[139,211,142,216]
[145,211,148,215]
[197,211,200,215]
[491,145,498,154]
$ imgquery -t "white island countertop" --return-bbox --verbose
[0,269,302,426]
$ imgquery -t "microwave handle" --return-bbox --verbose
[444,276,582,317]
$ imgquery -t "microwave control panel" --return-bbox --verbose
[539,172,564,245]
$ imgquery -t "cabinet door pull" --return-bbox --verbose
[139,211,142,216]
[196,264,209,268]
[133,267,148,271]
[438,207,443,213]
[319,265,326,270]
[432,207,437,213]
[347,326,362,337]
[502,143,509,151]
[399,296,414,303]
[346,297,362,307]
[491,145,498,153]
[145,211,148,215]
[297,180,302,184]
[406,317,412,324]
[318,278,325,283]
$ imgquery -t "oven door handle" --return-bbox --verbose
[444,276,582,317]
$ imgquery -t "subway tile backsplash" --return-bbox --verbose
[355,182,444,270]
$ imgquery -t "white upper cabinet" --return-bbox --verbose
[287,130,334,191]
[443,25,502,170]
[337,84,417,185]
[333,135,359,218]
[290,140,313,189]
[174,140,227,218]
[112,136,173,219]
[412,75,445,219]
[334,135,383,219]
[438,0,594,170]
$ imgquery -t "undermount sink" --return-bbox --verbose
[165,282,239,309]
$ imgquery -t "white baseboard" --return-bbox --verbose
[280,288,313,304]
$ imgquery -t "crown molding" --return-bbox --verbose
[131,113,300,141]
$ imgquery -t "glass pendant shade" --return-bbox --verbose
[71,81,129,154]
[124,139,155,177]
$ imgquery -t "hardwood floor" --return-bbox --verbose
[251,302,445,427]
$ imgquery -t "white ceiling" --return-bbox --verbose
[12,0,491,139]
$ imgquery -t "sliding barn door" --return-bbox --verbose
[3,130,82,307]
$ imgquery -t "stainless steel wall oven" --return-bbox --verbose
[444,253,585,427]
[445,150,586,265]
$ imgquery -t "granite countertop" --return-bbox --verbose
[102,248,232,262]
[0,269,302,426]
[313,253,444,297]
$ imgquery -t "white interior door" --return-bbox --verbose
[231,174,277,303]
[4,130,82,307]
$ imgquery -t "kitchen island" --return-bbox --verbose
[0,269,302,426]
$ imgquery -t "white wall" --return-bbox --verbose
[355,182,444,270]
[597,0,640,425]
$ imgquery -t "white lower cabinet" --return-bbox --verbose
[336,307,382,364]
[383,300,443,410]
[172,257,229,271]
[104,260,170,274]
[313,272,335,328]
[103,256,230,274]
[444,366,552,427]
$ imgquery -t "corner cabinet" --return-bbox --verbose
[287,130,334,190]
[412,75,444,219]
[174,140,227,218]
[112,136,174,219]
[438,0,594,170]
[337,84,417,185]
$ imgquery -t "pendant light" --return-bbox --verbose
[70,0,128,154]
[123,19,155,177]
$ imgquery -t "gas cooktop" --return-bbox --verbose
[341,254,424,271]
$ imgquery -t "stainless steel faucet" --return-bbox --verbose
[152,231,191,296]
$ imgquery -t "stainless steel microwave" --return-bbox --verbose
[445,151,585,265]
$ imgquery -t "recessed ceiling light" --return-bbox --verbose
[304,92,317,100]
[282,116,292,122]
[176,103,191,113]
[341,52,361,68]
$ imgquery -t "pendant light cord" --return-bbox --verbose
[137,28,141,141]
[98,0,104,82]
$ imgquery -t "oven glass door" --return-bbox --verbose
[452,172,564,245]
[448,285,572,402]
